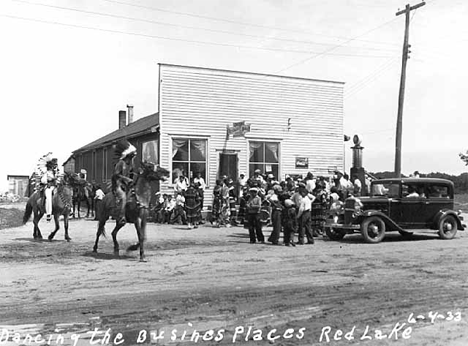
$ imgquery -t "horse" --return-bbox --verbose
[23,172,75,241]
[72,179,95,218]
[93,162,169,261]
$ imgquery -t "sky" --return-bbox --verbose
[1,0,468,192]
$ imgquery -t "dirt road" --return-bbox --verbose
[1,215,467,346]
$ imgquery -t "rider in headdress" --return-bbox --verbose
[112,139,137,223]
[35,152,60,221]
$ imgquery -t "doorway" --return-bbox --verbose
[218,153,238,180]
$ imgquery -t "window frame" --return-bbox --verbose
[171,137,209,185]
[248,141,280,177]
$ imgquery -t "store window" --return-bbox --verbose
[172,138,207,182]
[249,141,279,178]
[142,140,158,164]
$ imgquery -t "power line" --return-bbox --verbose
[100,0,402,48]
[346,57,398,93]
[10,0,401,54]
[276,16,400,73]
[0,13,397,58]
[345,57,400,99]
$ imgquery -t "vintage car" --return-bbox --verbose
[325,178,466,243]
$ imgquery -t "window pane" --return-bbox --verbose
[249,164,265,178]
[250,142,264,163]
[270,164,279,178]
[173,140,188,161]
[428,185,449,198]
[142,140,158,164]
[172,162,188,181]
[190,163,206,181]
[264,143,278,163]
[190,140,206,161]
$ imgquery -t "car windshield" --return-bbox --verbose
[371,182,400,198]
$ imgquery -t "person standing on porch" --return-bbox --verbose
[193,172,206,209]
[184,183,201,229]
[174,174,189,194]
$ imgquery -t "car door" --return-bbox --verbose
[424,184,453,226]
[400,183,427,228]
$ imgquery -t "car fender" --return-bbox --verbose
[433,210,465,231]
[358,210,406,232]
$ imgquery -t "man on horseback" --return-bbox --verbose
[112,140,137,223]
[35,152,60,222]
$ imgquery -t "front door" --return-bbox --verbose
[219,153,238,181]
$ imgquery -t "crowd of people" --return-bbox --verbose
[152,169,368,246]
[152,173,206,229]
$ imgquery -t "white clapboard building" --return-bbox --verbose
[157,64,344,205]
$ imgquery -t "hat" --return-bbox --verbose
[254,169,261,174]
[115,139,137,160]
[240,173,245,177]
[268,173,274,179]
[249,187,258,193]
[284,199,294,207]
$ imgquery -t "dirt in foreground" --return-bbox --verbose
[1,216,467,346]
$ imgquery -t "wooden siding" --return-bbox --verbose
[158,64,344,208]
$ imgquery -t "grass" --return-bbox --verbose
[454,194,468,213]
[0,207,24,230]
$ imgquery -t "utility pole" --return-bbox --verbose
[394,1,425,177]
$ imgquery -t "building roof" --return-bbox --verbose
[7,175,30,179]
[74,113,159,153]
[159,63,345,85]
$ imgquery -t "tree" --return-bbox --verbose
[459,150,468,166]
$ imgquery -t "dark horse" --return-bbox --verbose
[93,162,169,261]
[23,172,75,241]
[72,179,95,219]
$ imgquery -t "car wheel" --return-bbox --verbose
[325,227,345,240]
[438,215,458,239]
[361,216,386,243]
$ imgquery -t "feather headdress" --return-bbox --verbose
[114,139,137,160]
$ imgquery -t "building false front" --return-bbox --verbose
[158,64,345,207]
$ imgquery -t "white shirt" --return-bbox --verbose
[95,189,105,200]
[174,177,188,192]
[305,179,316,193]
[298,195,312,217]
[193,177,206,190]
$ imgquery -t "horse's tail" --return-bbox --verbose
[23,200,33,224]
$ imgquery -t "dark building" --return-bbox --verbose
[69,107,160,198]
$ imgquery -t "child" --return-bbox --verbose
[164,195,175,223]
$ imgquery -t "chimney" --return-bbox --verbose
[118,110,126,129]
[127,104,134,124]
